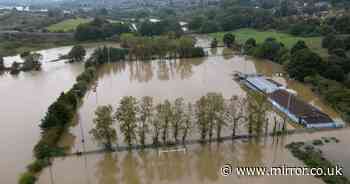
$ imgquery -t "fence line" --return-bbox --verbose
[60,126,346,158]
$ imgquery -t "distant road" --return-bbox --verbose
[0,30,74,38]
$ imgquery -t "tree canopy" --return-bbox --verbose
[223,33,235,48]
[75,18,131,41]
[68,45,86,63]
[90,105,117,150]
[287,48,324,81]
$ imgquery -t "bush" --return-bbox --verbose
[19,172,36,184]
[312,139,324,146]
[34,127,65,159]
[27,159,50,173]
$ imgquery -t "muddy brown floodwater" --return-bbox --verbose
[37,44,346,184]
[0,42,119,184]
[0,37,346,184]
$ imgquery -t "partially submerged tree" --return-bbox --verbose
[172,97,185,143]
[211,93,226,141]
[246,92,271,136]
[224,95,247,139]
[0,56,4,71]
[181,103,193,144]
[68,45,86,62]
[138,96,153,147]
[10,61,21,75]
[244,38,257,54]
[211,38,218,48]
[115,96,138,147]
[223,33,235,48]
[90,105,117,151]
[159,100,173,144]
[22,52,42,71]
[152,104,162,145]
[196,96,209,142]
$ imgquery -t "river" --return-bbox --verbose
[0,38,346,184]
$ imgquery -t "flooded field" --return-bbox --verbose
[0,43,118,184]
[0,37,346,184]
[39,137,326,184]
[38,45,345,184]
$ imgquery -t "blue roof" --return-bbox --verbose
[246,76,280,93]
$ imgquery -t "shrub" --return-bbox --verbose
[312,139,324,146]
[27,159,50,173]
[19,172,36,184]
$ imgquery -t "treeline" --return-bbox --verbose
[85,46,129,67]
[19,46,126,184]
[188,7,274,34]
[304,75,350,121]
[89,92,287,150]
[322,34,350,57]
[187,2,350,37]
[138,19,184,37]
[74,17,185,42]
[75,18,132,41]
[120,34,205,60]
[242,35,350,122]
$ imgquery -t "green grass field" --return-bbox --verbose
[210,28,328,58]
[47,18,91,32]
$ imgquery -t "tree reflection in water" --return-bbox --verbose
[121,152,140,184]
[93,58,206,84]
[95,153,119,184]
[138,150,155,184]
[195,144,223,182]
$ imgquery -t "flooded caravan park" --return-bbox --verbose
[0,38,347,184]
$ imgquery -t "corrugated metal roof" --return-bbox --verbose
[269,89,334,125]
[246,76,280,93]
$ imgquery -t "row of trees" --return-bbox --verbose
[210,33,236,49]
[90,92,285,151]
[21,65,97,184]
[138,19,184,37]
[75,18,131,41]
[120,34,205,60]
[85,46,129,68]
